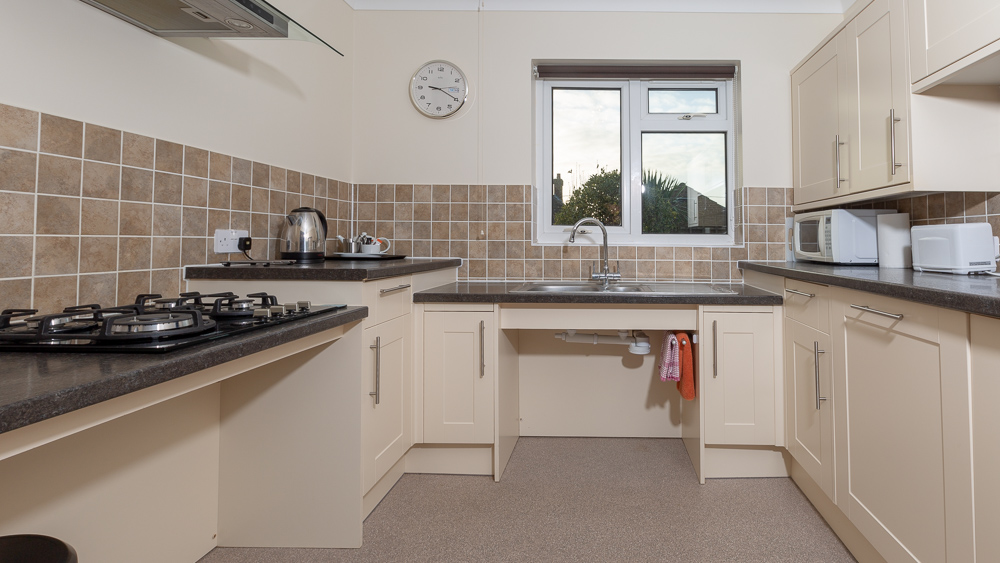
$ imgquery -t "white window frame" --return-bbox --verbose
[534,77,737,247]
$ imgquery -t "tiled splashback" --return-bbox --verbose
[353,184,794,282]
[855,192,1000,233]
[0,102,351,313]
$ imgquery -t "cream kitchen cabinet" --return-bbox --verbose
[362,313,411,493]
[783,279,836,500]
[832,288,973,562]
[970,314,1000,562]
[844,0,910,193]
[792,33,850,204]
[701,311,777,446]
[908,0,1000,83]
[422,309,495,444]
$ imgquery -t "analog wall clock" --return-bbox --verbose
[409,60,468,118]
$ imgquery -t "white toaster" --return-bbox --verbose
[911,223,1000,274]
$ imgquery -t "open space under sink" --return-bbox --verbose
[510,281,738,295]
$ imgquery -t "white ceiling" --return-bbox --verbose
[341,0,855,14]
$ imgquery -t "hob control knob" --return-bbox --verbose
[252,308,271,319]
[269,305,286,316]
[296,300,311,311]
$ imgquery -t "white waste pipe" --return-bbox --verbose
[554,330,651,355]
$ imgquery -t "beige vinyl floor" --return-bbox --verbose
[199,437,856,563]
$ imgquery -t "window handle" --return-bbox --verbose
[679,113,707,120]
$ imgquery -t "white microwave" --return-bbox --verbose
[792,209,896,264]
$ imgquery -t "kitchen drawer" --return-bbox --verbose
[368,276,412,326]
[784,279,831,333]
[837,287,942,343]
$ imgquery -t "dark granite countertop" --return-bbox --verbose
[740,261,1000,318]
[185,258,461,282]
[0,306,367,436]
[413,282,783,305]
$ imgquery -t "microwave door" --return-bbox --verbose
[798,219,823,256]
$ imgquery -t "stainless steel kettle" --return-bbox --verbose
[279,207,327,263]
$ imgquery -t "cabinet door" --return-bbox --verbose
[971,314,1000,562]
[834,293,972,562]
[703,312,775,445]
[785,320,835,499]
[423,311,494,444]
[362,314,411,493]
[792,34,850,205]
[909,0,1000,81]
[845,0,910,192]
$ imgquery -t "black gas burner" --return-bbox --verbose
[0,291,346,354]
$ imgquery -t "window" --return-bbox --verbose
[535,66,738,246]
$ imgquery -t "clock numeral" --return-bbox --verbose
[455,78,461,83]
[417,85,423,90]
[426,103,432,108]
[447,104,453,109]
[421,76,427,81]
[437,66,444,72]
[436,106,442,111]
[419,95,425,100]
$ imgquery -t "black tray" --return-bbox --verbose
[326,253,407,261]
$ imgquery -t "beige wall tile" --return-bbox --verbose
[35,236,79,275]
[154,172,182,205]
[37,154,81,196]
[270,190,286,214]
[0,104,38,151]
[209,152,232,182]
[183,207,208,237]
[251,162,269,188]
[120,202,152,236]
[84,124,122,164]
[153,204,182,237]
[181,237,207,266]
[208,209,230,233]
[122,132,154,168]
[81,198,119,236]
[120,167,153,202]
[80,237,117,273]
[0,278,32,308]
[232,157,251,185]
[184,146,209,178]
[0,236,33,277]
[79,273,117,306]
[36,195,79,235]
[251,187,269,213]
[269,167,286,191]
[285,171,301,194]
[183,177,208,207]
[0,149,37,192]
[34,275,78,313]
[118,236,151,270]
[151,268,181,297]
[152,237,181,269]
[155,139,183,174]
[83,160,120,200]
[40,114,83,158]
[231,184,251,211]
[116,271,151,304]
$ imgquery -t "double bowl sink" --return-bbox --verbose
[510,281,738,295]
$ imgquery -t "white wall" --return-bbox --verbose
[352,10,841,186]
[0,0,354,180]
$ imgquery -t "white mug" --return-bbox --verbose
[361,238,391,254]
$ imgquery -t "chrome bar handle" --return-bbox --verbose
[850,304,903,320]
[814,341,827,410]
[785,288,816,298]
[890,109,902,175]
[712,320,719,378]
[836,135,846,186]
[369,336,381,405]
[379,284,411,295]
[479,320,486,378]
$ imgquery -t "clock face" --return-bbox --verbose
[409,60,468,118]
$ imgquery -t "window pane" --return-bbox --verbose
[641,133,727,234]
[648,89,717,114]
[551,89,622,226]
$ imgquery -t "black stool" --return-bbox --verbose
[0,535,77,562]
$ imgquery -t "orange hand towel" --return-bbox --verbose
[675,332,696,401]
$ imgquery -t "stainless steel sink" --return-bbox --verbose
[510,281,738,295]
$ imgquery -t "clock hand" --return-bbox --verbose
[427,85,460,102]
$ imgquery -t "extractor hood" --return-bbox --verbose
[79,0,343,55]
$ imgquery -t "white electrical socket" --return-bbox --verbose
[214,229,249,254]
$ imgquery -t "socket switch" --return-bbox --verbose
[214,229,249,254]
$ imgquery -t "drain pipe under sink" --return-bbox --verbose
[554,330,651,355]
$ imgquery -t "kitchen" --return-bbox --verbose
[2,0,1000,561]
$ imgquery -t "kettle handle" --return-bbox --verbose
[316,208,327,239]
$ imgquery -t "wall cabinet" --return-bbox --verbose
[832,289,973,562]
[908,0,1000,83]
[702,312,777,446]
[423,310,495,444]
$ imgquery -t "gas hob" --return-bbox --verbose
[0,291,347,353]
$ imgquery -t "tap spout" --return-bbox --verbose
[569,217,619,287]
